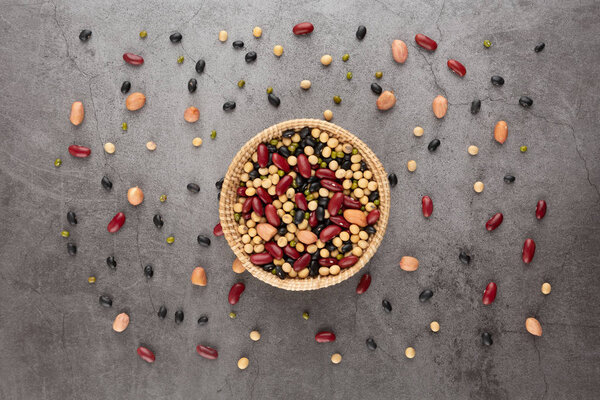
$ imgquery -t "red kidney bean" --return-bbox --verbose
[485,213,503,231]
[213,222,223,237]
[522,238,536,264]
[257,143,269,168]
[196,345,218,360]
[276,175,293,196]
[309,211,318,227]
[343,196,361,209]
[250,253,273,265]
[315,331,335,343]
[356,273,371,294]
[447,59,466,77]
[293,252,311,271]
[327,193,344,216]
[293,22,314,35]
[319,225,342,243]
[228,282,245,305]
[271,153,290,172]
[123,52,144,65]
[107,212,125,233]
[237,187,247,196]
[295,193,308,210]
[320,179,343,192]
[318,257,338,266]
[265,241,284,259]
[256,187,272,204]
[242,197,254,214]
[243,213,251,220]
[264,204,280,227]
[68,145,91,158]
[329,215,351,229]
[415,34,437,51]
[367,209,380,225]
[482,282,497,305]
[536,200,547,220]
[315,169,336,179]
[422,196,433,218]
[136,346,155,363]
[252,196,264,216]
[284,245,300,259]
[339,255,359,269]
[297,154,312,178]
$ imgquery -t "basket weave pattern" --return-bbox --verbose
[219,119,390,291]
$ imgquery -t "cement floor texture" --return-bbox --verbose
[1,0,599,399]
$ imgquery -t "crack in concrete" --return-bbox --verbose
[434,0,446,44]
[50,1,88,78]
[410,42,447,97]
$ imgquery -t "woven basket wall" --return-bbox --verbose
[219,119,390,291]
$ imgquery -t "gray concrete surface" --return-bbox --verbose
[1,0,599,398]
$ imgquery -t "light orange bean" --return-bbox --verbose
[391,40,408,63]
[432,95,448,118]
[70,101,84,125]
[494,121,508,144]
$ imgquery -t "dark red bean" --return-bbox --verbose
[242,197,254,214]
[356,273,371,294]
[343,196,361,209]
[237,187,247,196]
[264,204,281,227]
[315,169,336,179]
[318,257,338,266]
[196,345,218,360]
[228,282,245,305]
[272,153,290,172]
[482,282,497,305]
[107,212,125,233]
[536,200,547,220]
[136,346,155,363]
[265,241,284,259]
[276,175,293,196]
[309,211,318,227]
[295,193,308,211]
[422,196,433,218]
[329,215,350,229]
[315,331,336,343]
[339,255,359,269]
[213,222,223,237]
[297,154,312,178]
[319,225,342,243]
[252,196,264,216]
[257,143,269,168]
[293,22,314,35]
[250,253,273,265]
[447,59,466,77]
[123,53,144,65]
[320,179,343,192]
[293,252,311,271]
[415,34,437,51]
[284,245,300,259]
[68,145,91,158]
[367,209,380,225]
[327,193,344,216]
[256,187,272,204]
[522,238,536,264]
[485,213,503,231]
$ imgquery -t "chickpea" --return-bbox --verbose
[298,268,309,278]
[282,214,293,224]
[354,188,364,198]
[297,220,308,230]
[278,194,288,203]
[358,178,368,188]
[345,170,353,179]
[243,162,254,173]
[319,132,329,143]
[292,133,301,142]
[359,230,369,240]
[316,240,325,249]
[251,213,261,222]
[308,155,319,165]
[308,201,318,211]
[319,188,329,197]
[241,173,250,182]
[365,203,376,212]
[287,224,297,233]
[273,258,284,266]
[320,249,330,258]
[343,143,353,153]
[340,231,350,241]
[242,234,251,244]
[277,237,288,247]
[358,240,368,249]
[268,186,277,196]
[285,232,295,241]
[288,156,297,166]
[288,269,298,278]
[335,169,346,179]
[254,244,264,253]
[273,199,282,209]
[282,263,292,273]
[352,247,363,257]
[327,138,339,148]
[329,160,339,170]
[258,167,268,175]
[332,237,343,247]
[322,147,332,158]
[245,187,256,196]
[304,146,315,156]
[253,178,262,187]
[234,203,243,213]
[343,180,352,190]
[359,196,368,205]
[282,138,292,146]
[364,170,373,180]
[296,243,305,252]
[283,201,294,212]
[311,128,321,138]
[351,163,361,171]
[350,234,360,243]
[319,267,330,276]
[248,228,257,237]
[238,225,248,235]
[329,265,341,275]
[307,244,318,253]
[252,236,262,244]
[351,154,362,163]
[353,171,363,180]
[268,165,278,174]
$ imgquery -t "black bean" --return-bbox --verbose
[283,129,295,138]
[519,96,533,108]
[317,197,329,208]
[144,265,154,278]
[169,32,182,43]
[67,211,77,225]
[370,83,382,95]
[275,266,286,280]
[101,176,112,191]
[232,40,244,49]
[278,147,290,158]
[245,51,257,62]
[356,25,367,40]
[481,332,493,346]
[67,242,77,256]
[307,176,319,184]
[197,235,211,247]
[197,315,208,325]
[388,173,398,188]
[341,243,353,253]
[534,42,545,53]
[471,99,481,114]
[491,75,505,86]
[419,289,433,302]
[277,226,287,236]
[174,310,184,324]
[188,78,197,93]
[268,93,281,107]
[223,101,236,111]
[79,29,92,41]
[214,179,224,191]
[299,127,310,139]
[158,305,167,319]
[106,256,117,270]
[459,251,471,265]
[504,174,516,183]
[368,191,379,202]
[360,162,367,172]
[153,214,164,228]
[249,170,259,180]
[315,206,325,222]
[309,182,321,192]
[366,338,377,350]
[313,224,326,237]
[428,139,441,152]
[267,144,277,154]
[217,192,220,201]
[364,226,376,235]
[121,81,131,94]
[382,300,392,313]
[195,59,206,74]
[187,183,200,193]
[294,209,305,225]
[315,142,325,156]
[262,262,275,272]
[99,295,112,308]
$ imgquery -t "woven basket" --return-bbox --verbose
[219,119,390,291]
